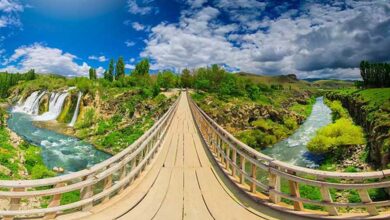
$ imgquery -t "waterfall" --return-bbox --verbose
[68,92,82,127]
[13,91,45,115]
[34,92,69,121]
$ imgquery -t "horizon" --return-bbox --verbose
[1,0,389,80]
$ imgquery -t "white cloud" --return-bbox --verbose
[0,0,23,28]
[0,0,23,13]
[132,22,145,31]
[141,0,390,79]
[88,55,108,62]
[125,40,136,47]
[125,64,135,69]
[1,43,104,77]
[127,0,157,15]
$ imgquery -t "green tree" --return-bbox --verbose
[157,71,177,90]
[181,68,192,88]
[132,59,150,77]
[89,68,97,80]
[115,57,125,80]
[106,59,115,81]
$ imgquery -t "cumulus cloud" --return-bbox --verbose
[88,55,108,62]
[125,40,136,47]
[132,22,145,31]
[0,0,23,28]
[141,0,390,79]
[1,43,104,77]
[127,0,157,15]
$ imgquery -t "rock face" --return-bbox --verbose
[199,96,305,134]
[326,92,390,168]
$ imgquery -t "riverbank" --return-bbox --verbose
[0,104,55,180]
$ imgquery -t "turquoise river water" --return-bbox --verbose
[262,97,332,168]
[7,112,110,173]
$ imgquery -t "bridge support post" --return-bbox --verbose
[287,171,304,211]
[3,187,25,220]
[250,164,257,193]
[102,164,114,203]
[232,149,237,177]
[225,146,230,171]
[118,165,127,193]
[43,182,66,219]
[240,156,246,184]
[319,185,338,216]
[358,189,378,216]
[80,174,94,211]
[268,173,281,204]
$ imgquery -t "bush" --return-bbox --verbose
[31,165,55,179]
[283,116,298,130]
[327,100,349,121]
[307,118,365,154]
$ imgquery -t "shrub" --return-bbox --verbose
[283,116,298,130]
[327,100,349,121]
[31,165,55,179]
[307,118,365,154]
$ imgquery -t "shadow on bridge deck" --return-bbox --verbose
[58,93,312,220]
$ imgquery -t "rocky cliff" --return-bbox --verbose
[326,90,390,168]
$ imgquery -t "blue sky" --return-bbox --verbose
[0,0,389,79]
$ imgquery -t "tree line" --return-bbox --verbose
[360,61,390,88]
[0,70,36,98]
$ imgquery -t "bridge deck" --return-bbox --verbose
[62,94,305,220]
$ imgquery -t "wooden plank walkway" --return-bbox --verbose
[61,93,307,220]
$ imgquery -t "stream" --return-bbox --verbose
[262,96,332,168]
[7,112,110,173]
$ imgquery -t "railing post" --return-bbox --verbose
[287,170,304,211]
[118,165,127,193]
[358,189,378,216]
[240,155,246,184]
[102,164,114,203]
[232,148,237,177]
[318,177,338,216]
[131,157,138,182]
[320,186,338,216]
[43,182,66,219]
[250,164,257,193]
[3,187,25,220]
[80,174,95,211]
[225,145,230,171]
[268,166,281,203]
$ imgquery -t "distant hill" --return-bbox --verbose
[311,79,355,89]
[236,72,311,90]
[235,72,355,90]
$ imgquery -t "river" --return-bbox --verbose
[7,112,110,173]
[261,96,332,168]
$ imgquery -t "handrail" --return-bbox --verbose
[0,93,181,219]
[188,93,390,218]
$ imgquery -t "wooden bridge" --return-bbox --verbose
[1,92,390,219]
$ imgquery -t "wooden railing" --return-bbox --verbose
[0,94,180,220]
[189,95,390,219]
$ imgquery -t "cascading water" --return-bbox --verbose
[13,91,44,114]
[8,89,110,172]
[68,92,82,127]
[34,92,68,121]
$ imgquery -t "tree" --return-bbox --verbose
[89,68,97,80]
[360,60,390,88]
[181,68,192,88]
[132,59,150,77]
[26,69,36,80]
[106,59,115,81]
[115,57,125,80]
[157,71,177,90]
